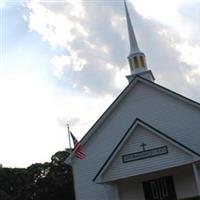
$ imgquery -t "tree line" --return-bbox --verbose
[0,150,75,200]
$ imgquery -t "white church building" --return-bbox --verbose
[66,1,200,200]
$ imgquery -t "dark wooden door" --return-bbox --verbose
[143,176,177,200]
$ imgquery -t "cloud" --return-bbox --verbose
[22,0,200,140]
[2,0,200,167]
[24,2,77,48]
[51,52,87,78]
[23,0,130,96]
[127,0,200,100]
[175,42,200,85]
[23,1,194,97]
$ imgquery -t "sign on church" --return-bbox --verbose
[122,146,168,163]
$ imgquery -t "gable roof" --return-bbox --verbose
[65,75,200,163]
[93,118,200,183]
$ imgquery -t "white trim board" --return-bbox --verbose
[93,119,200,183]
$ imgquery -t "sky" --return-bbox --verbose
[1,0,200,168]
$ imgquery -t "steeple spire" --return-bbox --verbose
[124,0,140,55]
[123,0,155,82]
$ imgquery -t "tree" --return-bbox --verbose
[0,190,12,200]
[0,149,75,200]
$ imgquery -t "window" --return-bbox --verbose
[129,60,134,71]
[140,56,145,67]
[134,57,139,68]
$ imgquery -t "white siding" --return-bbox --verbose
[102,125,193,182]
[118,178,145,200]
[72,81,200,200]
[174,165,197,199]
[117,165,197,200]
[104,183,120,200]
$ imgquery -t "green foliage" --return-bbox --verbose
[180,197,200,200]
[0,150,75,200]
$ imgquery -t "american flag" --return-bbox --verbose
[70,131,85,159]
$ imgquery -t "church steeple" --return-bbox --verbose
[123,0,154,82]
[124,0,140,55]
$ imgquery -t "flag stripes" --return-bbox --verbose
[70,131,85,159]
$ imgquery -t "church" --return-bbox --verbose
[65,1,200,200]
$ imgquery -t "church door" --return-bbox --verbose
[143,176,177,200]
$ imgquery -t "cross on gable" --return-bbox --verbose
[140,142,147,151]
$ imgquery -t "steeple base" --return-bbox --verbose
[126,70,155,83]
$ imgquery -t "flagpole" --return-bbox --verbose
[66,124,77,200]
[67,123,72,153]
